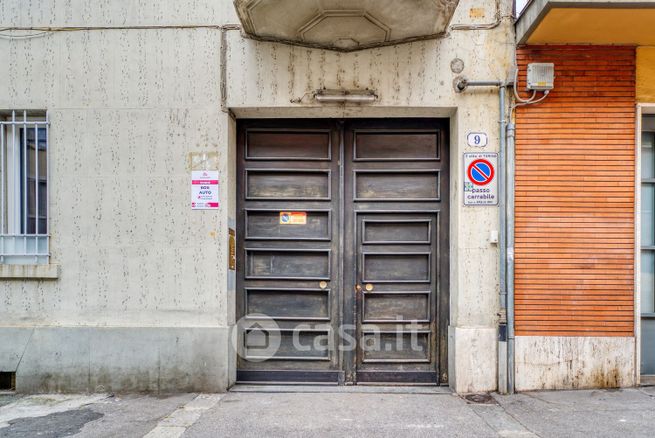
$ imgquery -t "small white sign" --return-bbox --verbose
[467,132,488,147]
[191,170,219,209]
[464,152,498,206]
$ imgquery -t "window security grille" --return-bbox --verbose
[0,111,49,264]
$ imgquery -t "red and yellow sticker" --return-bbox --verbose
[279,212,307,225]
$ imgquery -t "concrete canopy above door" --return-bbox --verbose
[516,0,655,45]
[233,0,460,51]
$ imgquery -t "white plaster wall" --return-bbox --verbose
[515,336,637,391]
[0,0,514,392]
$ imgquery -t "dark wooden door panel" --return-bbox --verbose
[246,129,332,161]
[236,120,341,383]
[245,169,331,200]
[344,119,449,385]
[351,211,441,382]
[245,209,331,241]
[236,118,449,385]
[362,291,431,323]
[245,288,331,321]
[353,130,440,161]
[354,170,441,201]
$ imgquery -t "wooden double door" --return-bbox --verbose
[236,119,449,385]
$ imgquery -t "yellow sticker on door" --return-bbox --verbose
[280,212,307,225]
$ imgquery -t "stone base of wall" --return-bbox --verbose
[515,336,636,391]
[448,326,498,394]
[0,326,233,393]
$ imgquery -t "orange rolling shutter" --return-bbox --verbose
[515,46,636,337]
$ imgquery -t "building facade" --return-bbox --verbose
[0,0,649,393]
[515,0,654,390]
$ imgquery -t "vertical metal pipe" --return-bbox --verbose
[507,120,516,394]
[35,123,39,235]
[499,86,507,311]
[498,85,508,394]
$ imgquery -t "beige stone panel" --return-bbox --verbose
[515,336,637,391]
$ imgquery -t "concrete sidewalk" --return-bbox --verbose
[0,386,654,438]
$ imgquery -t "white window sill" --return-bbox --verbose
[0,264,59,279]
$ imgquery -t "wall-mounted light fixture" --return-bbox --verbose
[314,89,378,103]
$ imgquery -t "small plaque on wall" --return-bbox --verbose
[191,170,219,209]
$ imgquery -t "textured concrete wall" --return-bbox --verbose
[0,2,235,391]
[0,28,228,328]
[0,0,514,392]
[0,0,239,26]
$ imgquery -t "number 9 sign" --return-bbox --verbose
[467,132,488,147]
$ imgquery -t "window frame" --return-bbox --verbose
[0,110,49,265]
[641,117,655,318]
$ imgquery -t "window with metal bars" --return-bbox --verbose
[0,110,49,264]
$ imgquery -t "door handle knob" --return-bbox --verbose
[355,284,373,293]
